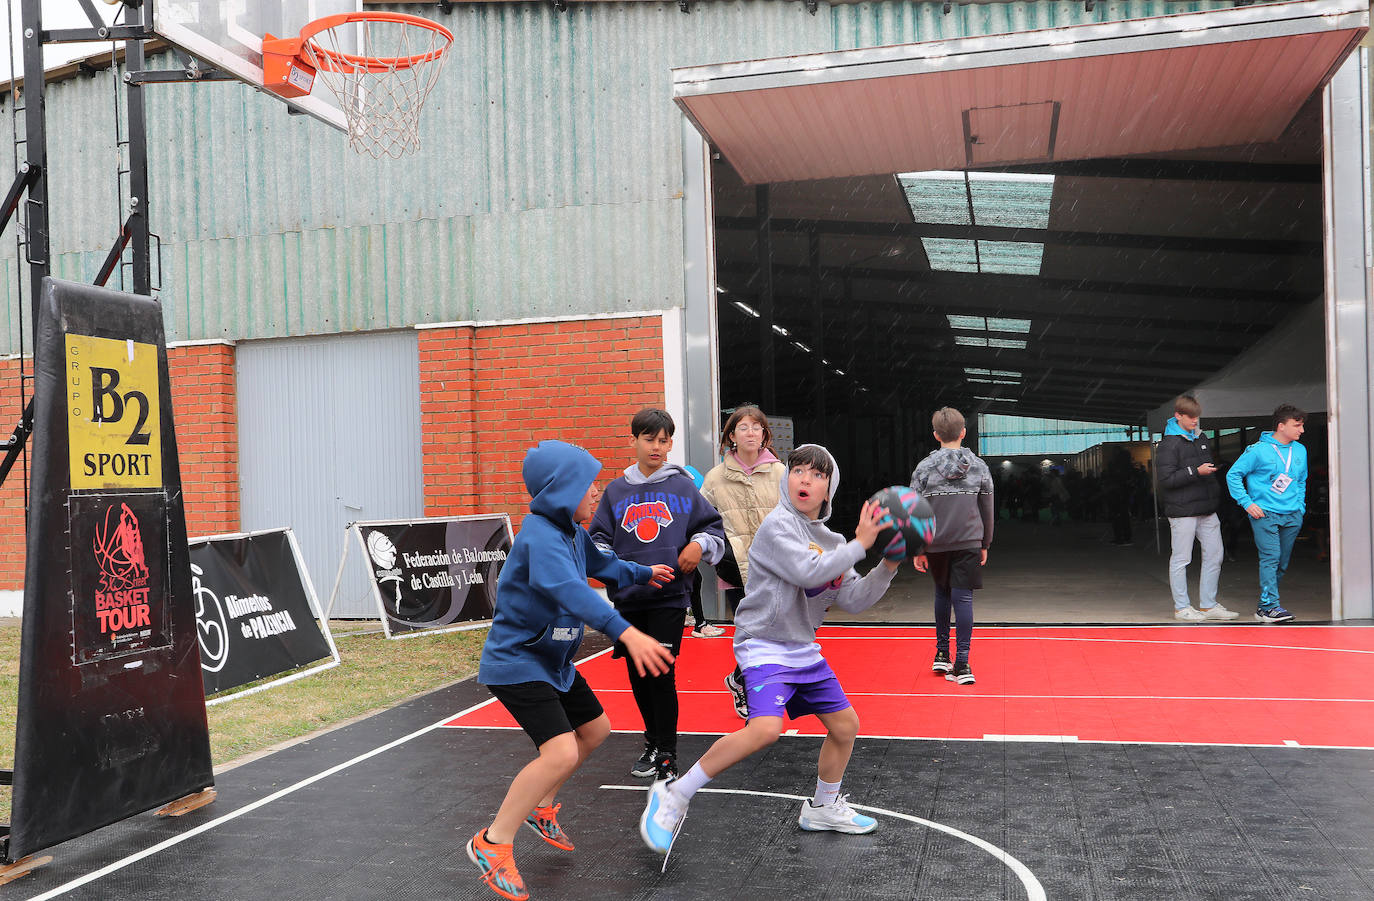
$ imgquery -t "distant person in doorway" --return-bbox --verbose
[1156,395,1238,622]
[701,405,786,717]
[1103,449,1135,546]
[911,407,994,686]
[1227,404,1308,624]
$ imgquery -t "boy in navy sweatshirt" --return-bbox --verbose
[469,439,675,901]
[590,408,726,781]
[639,444,901,856]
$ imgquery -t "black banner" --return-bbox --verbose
[8,278,213,862]
[191,530,335,696]
[358,515,511,635]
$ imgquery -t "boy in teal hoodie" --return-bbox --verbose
[469,440,675,901]
[1226,404,1308,624]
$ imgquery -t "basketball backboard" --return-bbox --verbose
[152,0,361,132]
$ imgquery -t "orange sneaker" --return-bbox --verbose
[466,830,529,901]
[524,802,574,851]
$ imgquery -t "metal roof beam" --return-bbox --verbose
[716,216,1320,257]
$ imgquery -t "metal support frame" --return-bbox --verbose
[755,185,776,411]
[1322,50,1374,620]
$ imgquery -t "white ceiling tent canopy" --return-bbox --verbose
[673,0,1368,184]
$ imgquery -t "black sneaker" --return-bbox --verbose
[652,751,678,781]
[945,662,976,685]
[931,650,952,674]
[724,670,749,720]
[631,745,658,778]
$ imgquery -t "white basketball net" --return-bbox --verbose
[299,18,452,159]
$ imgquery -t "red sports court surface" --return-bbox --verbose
[448,625,1374,749]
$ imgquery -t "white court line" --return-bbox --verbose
[440,723,1374,752]
[584,688,1374,703]
[21,697,499,901]
[21,645,625,900]
[602,784,1046,901]
[811,634,1374,655]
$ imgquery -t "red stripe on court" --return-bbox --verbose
[446,625,1374,748]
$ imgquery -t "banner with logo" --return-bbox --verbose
[190,528,338,699]
[340,514,512,638]
[8,278,213,862]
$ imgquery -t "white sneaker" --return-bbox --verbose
[1200,604,1241,620]
[683,613,696,628]
[640,779,690,854]
[692,622,725,638]
[1174,606,1207,621]
[797,795,877,834]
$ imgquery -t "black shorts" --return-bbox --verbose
[611,606,687,660]
[926,548,984,591]
[487,671,605,749]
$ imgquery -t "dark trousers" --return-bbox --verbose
[934,586,975,663]
[1111,509,1132,543]
[619,607,686,756]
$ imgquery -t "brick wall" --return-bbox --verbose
[0,343,240,590]
[420,316,666,529]
[0,358,26,585]
[166,343,240,540]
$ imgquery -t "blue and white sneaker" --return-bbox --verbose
[639,779,689,854]
[1255,605,1295,624]
[797,795,878,834]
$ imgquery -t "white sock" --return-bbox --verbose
[812,778,841,807]
[672,762,712,800]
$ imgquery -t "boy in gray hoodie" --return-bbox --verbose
[912,407,995,685]
[639,444,902,855]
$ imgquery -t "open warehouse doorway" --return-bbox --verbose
[675,0,1373,624]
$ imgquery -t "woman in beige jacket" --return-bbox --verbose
[699,405,786,716]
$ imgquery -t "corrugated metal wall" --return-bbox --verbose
[0,0,1254,353]
[236,330,423,616]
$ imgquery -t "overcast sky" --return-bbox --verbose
[1,2,122,82]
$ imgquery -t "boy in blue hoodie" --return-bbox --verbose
[638,444,900,856]
[589,408,726,781]
[1226,404,1308,624]
[469,440,676,901]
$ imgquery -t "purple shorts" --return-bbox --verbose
[740,660,852,721]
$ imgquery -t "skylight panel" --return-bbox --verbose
[976,241,1044,276]
[901,170,1053,276]
[897,171,972,226]
[921,238,979,272]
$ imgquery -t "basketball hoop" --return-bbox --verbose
[262,12,454,159]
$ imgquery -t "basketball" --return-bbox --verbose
[867,486,936,561]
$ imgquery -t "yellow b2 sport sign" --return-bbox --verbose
[66,334,163,490]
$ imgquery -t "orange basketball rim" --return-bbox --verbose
[262,11,455,158]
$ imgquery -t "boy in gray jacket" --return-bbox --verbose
[912,407,995,685]
[639,444,901,855]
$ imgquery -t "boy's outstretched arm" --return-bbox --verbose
[833,505,899,613]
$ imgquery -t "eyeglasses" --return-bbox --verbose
[735,423,764,434]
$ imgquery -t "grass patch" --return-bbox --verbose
[0,620,487,823]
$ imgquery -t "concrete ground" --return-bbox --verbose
[825,514,1335,625]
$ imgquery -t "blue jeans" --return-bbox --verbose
[1248,509,1303,609]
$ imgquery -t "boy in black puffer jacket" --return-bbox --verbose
[1156,395,1239,621]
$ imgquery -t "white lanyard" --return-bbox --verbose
[1271,444,1293,474]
